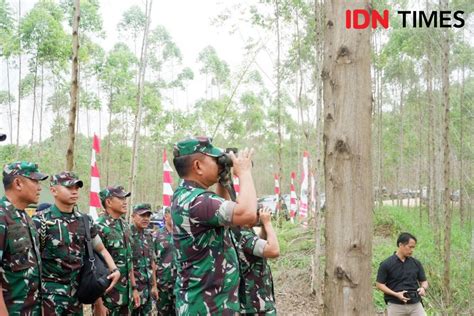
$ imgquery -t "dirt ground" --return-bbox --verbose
[273,267,321,315]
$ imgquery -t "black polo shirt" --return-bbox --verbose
[376,253,427,304]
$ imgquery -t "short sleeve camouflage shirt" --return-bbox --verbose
[95,213,133,309]
[153,227,176,290]
[130,225,155,307]
[33,204,98,297]
[0,196,42,315]
[232,227,276,314]
[171,180,239,315]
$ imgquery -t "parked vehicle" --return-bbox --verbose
[450,190,460,202]
[257,192,325,219]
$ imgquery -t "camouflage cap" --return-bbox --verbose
[133,203,153,215]
[50,171,83,188]
[173,136,224,158]
[3,161,48,181]
[99,185,131,202]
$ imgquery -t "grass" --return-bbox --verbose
[271,206,472,315]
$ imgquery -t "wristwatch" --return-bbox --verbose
[132,285,138,290]
[111,268,119,274]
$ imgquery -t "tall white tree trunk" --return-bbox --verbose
[322,0,373,314]
[128,0,153,218]
[66,0,80,170]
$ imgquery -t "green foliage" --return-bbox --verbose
[60,0,103,34]
[198,46,230,89]
[0,0,17,57]
[20,1,69,64]
[270,207,471,314]
[0,90,15,105]
[372,207,471,314]
[117,5,146,42]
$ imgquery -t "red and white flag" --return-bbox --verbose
[233,176,240,197]
[300,151,309,218]
[89,134,101,220]
[290,172,297,221]
[274,174,280,212]
[162,149,173,210]
[274,174,280,195]
[310,172,316,214]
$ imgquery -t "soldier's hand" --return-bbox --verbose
[259,207,272,225]
[151,285,159,300]
[229,148,254,177]
[133,289,140,308]
[105,270,121,293]
[93,298,108,316]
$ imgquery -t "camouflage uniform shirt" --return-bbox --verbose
[153,227,176,314]
[130,225,155,310]
[33,204,98,297]
[171,180,239,315]
[95,213,133,310]
[0,196,41,315]
[232,227,276,315]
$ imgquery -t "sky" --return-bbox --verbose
[0,0,271,143]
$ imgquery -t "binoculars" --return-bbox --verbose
[217,148,238,168]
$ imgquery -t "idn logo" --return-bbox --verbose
[345,9,389,29]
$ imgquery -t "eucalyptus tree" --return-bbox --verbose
[0,0,16,143]
[20,0,68,146]
[99,42,137,183]
[322,0,373,313]
[61,0,104,140]
[198,45,230,99]
[128,0,153,216]
[118,5,146,57]
[65,0,80,170]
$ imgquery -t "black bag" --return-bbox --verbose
[76,215,111,304]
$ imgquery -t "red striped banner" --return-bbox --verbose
[89,134,101,220]
[162,149,173,209]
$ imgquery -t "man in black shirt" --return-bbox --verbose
[376,232,428,316]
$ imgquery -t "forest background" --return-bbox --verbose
[0,0,472,314]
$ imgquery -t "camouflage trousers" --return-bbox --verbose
[156,287,175,316]
[131,300,152,316]
[241,309,277,316]
[104,303,131,316]
[43,293,83,316]
[5,300,42,316]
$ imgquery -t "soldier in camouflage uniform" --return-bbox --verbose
[33,171,120,316]
[94,185,140,315]
[130,203,158,316]
[232,207,279,315]
[153,207,176,315]
[171,137,258,315]
[0,161,48,315]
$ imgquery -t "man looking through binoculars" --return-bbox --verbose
[171,136,257,316]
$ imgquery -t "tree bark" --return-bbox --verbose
[6,58,13,144]
[275,0,283,219]
[30,54,38,146]
[459,63,465,227]
[441,0,451,305]
[322,0,373,314]
[128,0,153,219]
[66,0,80,170]
[39,64,44,144]
[16,0,21,155]
[397,84,404,207]
[312,0,324,309]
